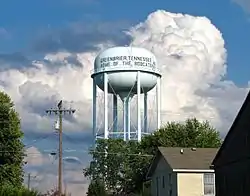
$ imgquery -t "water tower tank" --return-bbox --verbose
[92,46,160,100]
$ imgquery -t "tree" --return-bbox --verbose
[0,184,40,196]
[42,188,69,196]
[140,118,222,155]
[84,139,130,194]
[0,91,25,186]
[84,118,222,194]
[84,139,150,195]
[86,179,108,196]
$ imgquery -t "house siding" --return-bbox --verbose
[150,156,215,196]
[151,156,177,196]
[215,159,250,196]
[177,173,203,196]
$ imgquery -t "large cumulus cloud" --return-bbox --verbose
[1,10,247,135]
[0,10,246,135]
[128,10,249,132]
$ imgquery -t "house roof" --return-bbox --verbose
[212,90,250,167]
[159,147,218,170]
[147,147,218,179]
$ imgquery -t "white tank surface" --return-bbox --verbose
[91,46,161,99]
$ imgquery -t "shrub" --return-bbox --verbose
[0,184,40,196]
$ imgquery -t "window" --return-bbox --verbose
[203,173,215,195]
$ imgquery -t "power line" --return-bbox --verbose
[0,149,154,157]
[24,132,57,149]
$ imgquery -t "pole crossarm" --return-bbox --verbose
[46,109,76,114]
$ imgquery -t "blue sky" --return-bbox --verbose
[0,0,250,84]
[1,0,250,194]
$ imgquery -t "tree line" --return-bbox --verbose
[84,117,222,195]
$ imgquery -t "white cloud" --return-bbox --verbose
[0,10,248,136]
[29,170,88,196]
[0,52,95,133]
[128,10,249,132]
[24,146,89,195]
[63,170,89,196]
[24,146,49,166]
[24,146,59,192]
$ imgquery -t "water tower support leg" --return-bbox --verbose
[104,73,109,139]
[156,77,161,130]
[137,71,141,142]
[123,98,127,141]
[113,95,118,136]
[127,97,131,140]
[93,80,97,146]
[144,92,148,134]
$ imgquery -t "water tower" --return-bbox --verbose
[91,46,161,142]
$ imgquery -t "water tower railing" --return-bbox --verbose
[91,66,161,75]
[95,131,152,140]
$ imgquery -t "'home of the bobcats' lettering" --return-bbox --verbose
[99,55,156,69]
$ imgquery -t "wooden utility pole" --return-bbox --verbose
[46,100,75,196]
[27,173,31,190]
[25,173,36,190]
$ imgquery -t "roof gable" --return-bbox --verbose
[146,150,166,179]
[212,90,250,166]
[159,147,217,170]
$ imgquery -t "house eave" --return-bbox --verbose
[172,169,214,173]
[146,150,161,179]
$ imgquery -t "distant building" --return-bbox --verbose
[147,147,218,196]
[212,92,250,196]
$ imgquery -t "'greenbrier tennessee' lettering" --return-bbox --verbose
[99,56,156,69]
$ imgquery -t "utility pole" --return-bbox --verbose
[46,100,75,196]
[25,173,36,190]
[27,173,31,190]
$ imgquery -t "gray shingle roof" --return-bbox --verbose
[159,147,218,170]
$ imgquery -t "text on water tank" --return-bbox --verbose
[99,56,156,69]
